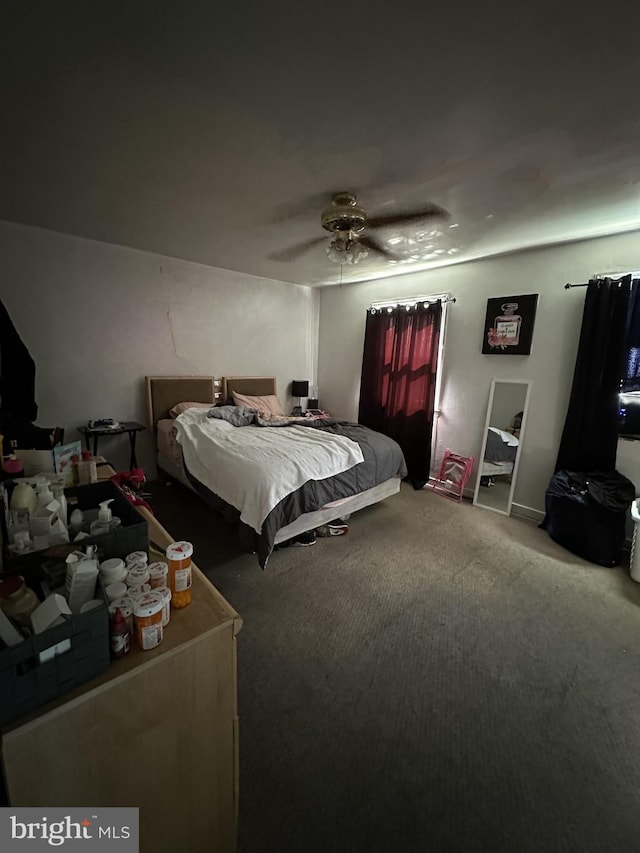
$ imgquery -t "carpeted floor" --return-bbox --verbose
[148,479,640,853]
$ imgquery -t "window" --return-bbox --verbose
[617,272,640,437]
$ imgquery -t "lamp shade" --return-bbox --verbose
[292,380,309,397]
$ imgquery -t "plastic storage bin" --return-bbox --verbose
[0,584,110,727]
[70,481,148,559]
[1,480,148,575]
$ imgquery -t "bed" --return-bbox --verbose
[480,427,519,483]
[146,375,407,567]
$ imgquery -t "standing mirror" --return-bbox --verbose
[473,379,532,516]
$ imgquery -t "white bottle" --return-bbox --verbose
[69,508,84,533]
[51,484,68,529]
[36,483,54,508]
[9,482,38,514]
[89,499,122,536]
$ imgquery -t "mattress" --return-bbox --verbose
[156,424,399,539]
[158,416,368,514]
[173,408,365,534]
[157,419,182,470]
[157,412,407,567]
[481,460,514,476]
[482,426,518,477]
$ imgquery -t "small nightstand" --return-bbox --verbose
[77,421,146,469]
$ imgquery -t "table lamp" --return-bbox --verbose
[292,380,309,416]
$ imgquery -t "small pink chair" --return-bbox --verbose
[431,449,475,503]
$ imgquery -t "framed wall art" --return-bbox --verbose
[481,293,538,355]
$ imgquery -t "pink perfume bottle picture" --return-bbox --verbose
[489,302,521,347]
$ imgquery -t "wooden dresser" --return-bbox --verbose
[1,475,242,853]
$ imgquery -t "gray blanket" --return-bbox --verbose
[484,428,518,464]
[183,418,407,568]
[208,405,307,428]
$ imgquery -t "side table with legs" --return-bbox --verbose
[77,422,146,469]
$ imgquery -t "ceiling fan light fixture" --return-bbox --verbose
[326,237,369,265]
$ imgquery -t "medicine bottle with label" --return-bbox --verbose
[166,541,193,608]
[110,607,130,659]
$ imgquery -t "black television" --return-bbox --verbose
[619,392,640,437]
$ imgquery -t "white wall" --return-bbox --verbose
[3,218,639,516]
[0,221,319,474]
[318,231,640,516]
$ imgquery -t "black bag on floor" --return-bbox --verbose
[540,469,635,567]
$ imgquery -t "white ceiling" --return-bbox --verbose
[2,3,639,287]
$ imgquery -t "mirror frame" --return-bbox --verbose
[473,378,532,516]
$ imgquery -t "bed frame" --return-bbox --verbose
[145,375,401,548]
[222,376,279,403]
[146,375,220,431]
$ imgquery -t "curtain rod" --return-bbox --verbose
[565,271,640,289]
[370,293,456,309]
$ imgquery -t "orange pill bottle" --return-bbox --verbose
[165,541,193,608]
[133,592,164,651]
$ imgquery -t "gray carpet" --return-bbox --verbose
[148,480,640,853]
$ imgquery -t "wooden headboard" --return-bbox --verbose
[222,376,277,403]
[145,376,218,428]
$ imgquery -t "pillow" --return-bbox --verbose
[231,392,285,418]
[169,401,213,418]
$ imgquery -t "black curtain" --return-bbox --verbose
[0,299,57,452]
[555,276,631,472]
[358,301,441,489]
[0,299,37,422]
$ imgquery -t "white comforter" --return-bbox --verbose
[173,408,365,533]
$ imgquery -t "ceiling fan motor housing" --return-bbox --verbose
[321,192,367,234]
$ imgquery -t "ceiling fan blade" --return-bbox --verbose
[268,236,326,262]
[367,203,449,229]
[358,235,397,260]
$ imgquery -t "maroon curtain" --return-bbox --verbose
[358,301,442,488]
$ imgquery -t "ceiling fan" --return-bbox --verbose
[270,192,449,265]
